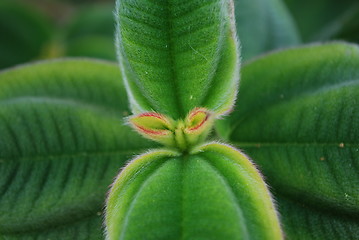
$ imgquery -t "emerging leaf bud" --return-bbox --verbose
[184,108,214,147]
[128,108,215,151]
[129,112,175,147]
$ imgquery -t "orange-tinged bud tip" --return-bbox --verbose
[186,108,213,132]
[128,112,175,146]
[130,112,174,134]
[128,108,215,151]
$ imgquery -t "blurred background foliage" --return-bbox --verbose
[0,0,116,69]
[284,0,359,42]
[0,0,358,69]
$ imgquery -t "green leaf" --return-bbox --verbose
[0,0,52,69]
[333,5,359,43]
[106,143,282,240]
[128,108,215,151]
[284,0,358,41]
[277,196,359,240]
[225,42,359,239]
[234,0,300,61]
[115,0,240,119]
[0,59,156,239]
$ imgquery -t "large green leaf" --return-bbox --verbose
[0,59,156,239]
[106,143,282,240]
[115,0,240,119]
[225,43,359,239]
[234,0,300,61]
[277,196,359,240]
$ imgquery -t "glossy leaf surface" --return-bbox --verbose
[234,0,300,61]
[0,60,155,239]
[106,143,282,240]
[115,0,240,119]
[225,43,359,239]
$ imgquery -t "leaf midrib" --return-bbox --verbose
[199,155,250,239]
[164,0,183,118]
[230,78,359,136]
[119,158,168,240]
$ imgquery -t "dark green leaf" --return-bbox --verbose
[315,3,359,44]
[234,0,300,61]
[225,42,359,239]
[277,195,359,240]
[115,0,240,119]
[0,59,156,239]
[284,0,358,41]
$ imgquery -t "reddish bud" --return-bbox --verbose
[129,112,175,146]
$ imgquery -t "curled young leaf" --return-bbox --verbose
[115,0,240,119]
[105,143,283,240]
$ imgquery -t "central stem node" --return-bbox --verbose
[128,108,214,151]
